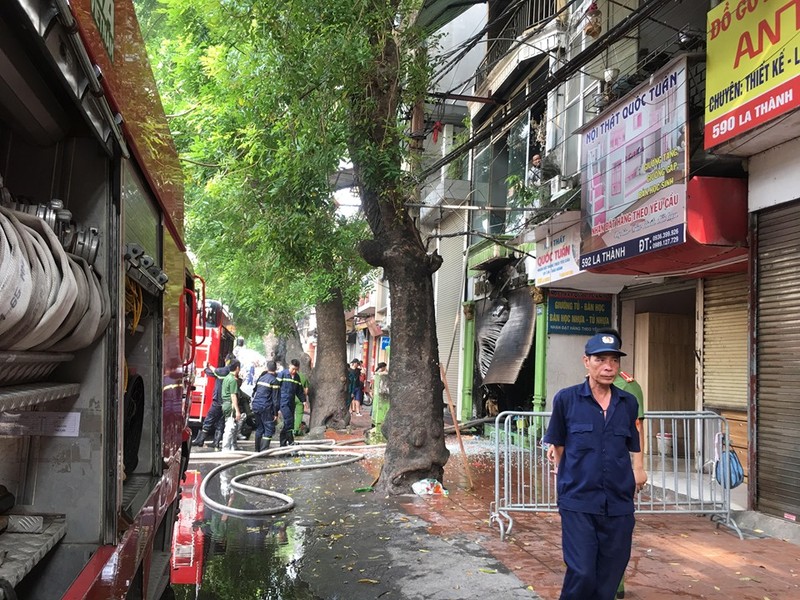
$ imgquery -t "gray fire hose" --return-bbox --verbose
[0,204,108,352]
[199,440,384,517]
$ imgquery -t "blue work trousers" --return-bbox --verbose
[202,402,225,435]
[559,509,635,600]
[279,399,295,445]
[254,408,276,439]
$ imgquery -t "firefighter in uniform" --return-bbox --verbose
[251,361,280,451]
[276,358,306,446]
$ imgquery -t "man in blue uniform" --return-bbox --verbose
[543,333,641,600]
[251,361,280,451]
[191,353,235,450]
[276,359,306,446]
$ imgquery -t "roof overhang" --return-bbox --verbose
[414,0,486,32]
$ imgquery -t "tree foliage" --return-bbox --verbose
[135,0,371,339]
[138,0,451,491]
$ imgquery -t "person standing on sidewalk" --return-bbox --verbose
[348,359,364,417]
[276,359,306,446]
[543,333,642,600]
[251,361,280,451]
[220,360,242,451]
[597,328,648,599]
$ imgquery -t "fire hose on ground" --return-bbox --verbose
[198,439,386,517]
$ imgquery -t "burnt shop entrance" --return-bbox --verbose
[618,280,696,414]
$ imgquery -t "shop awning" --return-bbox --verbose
[482,287,535,385]
[588,177,749,277]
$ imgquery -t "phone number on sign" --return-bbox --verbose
[652,227,680,242]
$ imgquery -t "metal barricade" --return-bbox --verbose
[489,410,742,540]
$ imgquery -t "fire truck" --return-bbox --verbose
[0,1,196,598]
[189,299,236,433]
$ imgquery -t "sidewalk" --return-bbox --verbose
[343,413,800,600]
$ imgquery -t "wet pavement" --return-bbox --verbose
[175,411,800,599]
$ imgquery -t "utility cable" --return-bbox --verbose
[418,0,674,182]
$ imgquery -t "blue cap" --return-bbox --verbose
[585,333,626,356]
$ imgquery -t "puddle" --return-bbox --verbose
[169,465,322,600]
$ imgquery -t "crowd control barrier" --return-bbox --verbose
[489,411,743,540]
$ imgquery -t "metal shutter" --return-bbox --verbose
[756,201,800,520]
[702,273,748,409]
[436,215,465,402]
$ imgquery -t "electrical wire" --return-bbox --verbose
[125,276,144,334]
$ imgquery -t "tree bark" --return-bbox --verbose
[310,288,349,430]
[375,237,449,494]
[347,1,450,494]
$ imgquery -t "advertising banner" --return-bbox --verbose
[534,222,581,286]
[547,290,612,335]
[705,0,800,148]
[579,58,688,270]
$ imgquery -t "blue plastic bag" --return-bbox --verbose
[714,433,744,489]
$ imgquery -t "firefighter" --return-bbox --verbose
[251,361,280,451]
[192,353,235,450]
[276,358,306,446]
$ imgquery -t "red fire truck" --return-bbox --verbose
[170,470,205,592]
[0,1,196,597]
[189,299,236,432]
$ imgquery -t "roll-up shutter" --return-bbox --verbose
[703,274,748,409]
[435,215,465,401]
[618,279,695,301]
[756,201,800,520]
[703,273,749,481]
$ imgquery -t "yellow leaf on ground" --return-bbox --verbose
[479,568,498,574]
[358,579,380,584]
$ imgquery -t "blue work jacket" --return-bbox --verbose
[204,365,231,404]
[276,369,305,407]
[251,371,279,414]
[543,379,640,516]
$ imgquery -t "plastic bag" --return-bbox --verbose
[411,478,449,496]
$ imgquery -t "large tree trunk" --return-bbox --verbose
[346,0,450,494]
[310,288,349,430]
[365,235,450,494]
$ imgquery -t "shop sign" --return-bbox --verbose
[579,58,688,269]
[547,290,612,335]
[380,336,390,350]
[535,222,581,286]
[705,0,800,148]
[91,0,115,60]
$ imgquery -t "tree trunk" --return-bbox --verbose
[346,1,450,494]
[376,239,450,494]
[310,288,349,430]
[357,209,449,494]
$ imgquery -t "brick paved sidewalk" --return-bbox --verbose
[400,439,800,600]
[330,414,800,599]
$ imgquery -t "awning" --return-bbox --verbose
[481,287,535,385]
[588,176,749,277]
[415,0,486,31]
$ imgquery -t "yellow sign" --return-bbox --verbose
[705,0,800,148]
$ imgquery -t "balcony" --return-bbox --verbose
[475,0,563,93]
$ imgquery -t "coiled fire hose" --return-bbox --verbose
[199,439,385,517]
[0,205,108,351]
